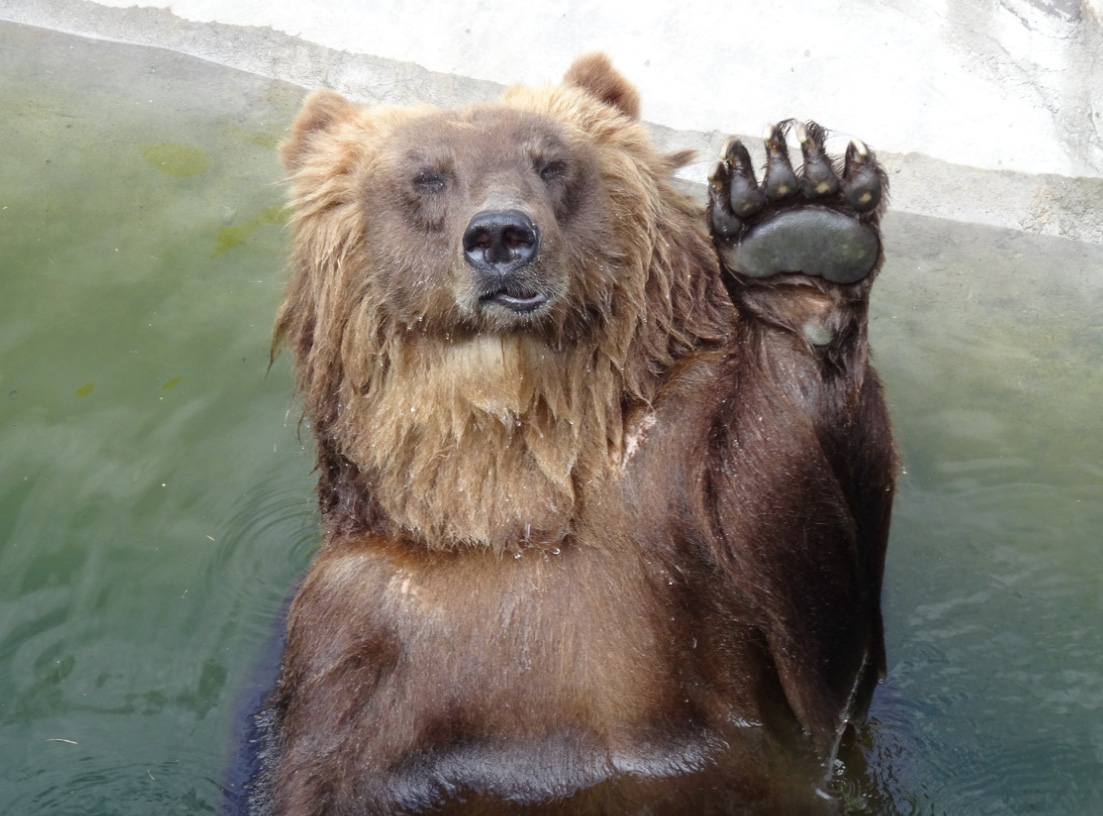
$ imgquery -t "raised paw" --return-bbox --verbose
[708,120,886,286]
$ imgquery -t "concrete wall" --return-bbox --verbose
[3,0,1101,244]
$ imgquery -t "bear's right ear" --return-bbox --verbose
[563,53,641,120]
[280,90,359,172]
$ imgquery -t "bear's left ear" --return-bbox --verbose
[280,90,359,172]
[563,53,641,120]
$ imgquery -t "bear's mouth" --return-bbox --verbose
[480,288,549,314]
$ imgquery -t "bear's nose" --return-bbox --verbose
[462,209,538,274]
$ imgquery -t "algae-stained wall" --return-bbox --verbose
[2,0,1100,243]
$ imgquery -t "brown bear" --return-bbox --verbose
[244,53,896,815]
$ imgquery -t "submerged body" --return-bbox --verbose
[239,55,896,815]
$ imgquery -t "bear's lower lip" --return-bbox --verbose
[482,290,549,314]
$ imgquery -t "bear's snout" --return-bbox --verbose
[462,209,539,272]
[463,209,548,314]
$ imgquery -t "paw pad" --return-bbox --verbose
[708,120,885,285]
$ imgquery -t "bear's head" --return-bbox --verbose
[275,54,732,550]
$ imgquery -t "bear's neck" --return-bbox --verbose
[327,333,631,552]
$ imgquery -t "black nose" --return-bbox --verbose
[462,209,538,274]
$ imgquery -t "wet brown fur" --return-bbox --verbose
[255,53,896,815]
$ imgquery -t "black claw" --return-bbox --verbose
[708,160,742,237]
[842,138,882,212]
[762,123,798,201]
[719,135,741,162]
[723,138,766,217]
[797,122,840,198]
[707,157,728,189]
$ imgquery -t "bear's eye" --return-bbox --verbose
[537,160,567,183]
[413,169,448,195]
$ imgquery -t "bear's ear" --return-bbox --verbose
[563,53,641,120]
[280,90,359,172]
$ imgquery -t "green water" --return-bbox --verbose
[865,217,1103,813]
[0,24,316,812]
[1,22,1101,815]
